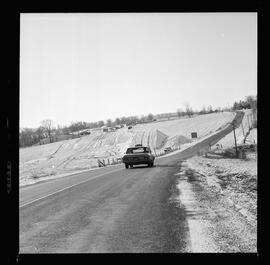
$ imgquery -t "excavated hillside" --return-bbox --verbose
[20,111,236,186]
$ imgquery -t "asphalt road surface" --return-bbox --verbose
[20,112,244,253]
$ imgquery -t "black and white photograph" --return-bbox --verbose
[18,12,257,254]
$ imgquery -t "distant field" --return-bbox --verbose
[20,111,235,186]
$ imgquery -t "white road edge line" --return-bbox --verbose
[19,167,123,208]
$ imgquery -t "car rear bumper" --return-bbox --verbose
[126,161,152,165]
[122,158,154,164]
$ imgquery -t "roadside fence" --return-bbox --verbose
[97,157,123,167]
[96,146,182,167]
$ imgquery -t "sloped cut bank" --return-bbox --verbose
[20,112,236,187]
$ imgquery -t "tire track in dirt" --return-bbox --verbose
[56,135,100,169]
[147,130,151,148]
[47,142,65,160]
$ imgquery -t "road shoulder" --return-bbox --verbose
[174,155,257,253]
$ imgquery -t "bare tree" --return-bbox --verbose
[140,115,147,123]
[106,119,113,127]
[62,125,71,135]
[177,108,184,118]
[40,119,54,143]
[199,105,207,114]
[184,102,193,118]
[246,95,257,112]
[69,121,87,132]
[35,126,46,143]
[114,118,121,126]
[19,128,35,147]
[119,116,126,125]
[147,113,154,121]
[97,120,105,127]
[207,105,213,113]
[55,125,62,135]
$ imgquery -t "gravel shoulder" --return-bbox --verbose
[175,149,257,252]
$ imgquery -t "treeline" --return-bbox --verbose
[232,95,257,111]
[177,95,257,118]
[19,113,156,148]
[20,119,62,148]
[232,95,257,128]
[20,95,257,148]
[177,103,220,118]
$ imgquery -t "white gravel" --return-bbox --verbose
[175,125,257,252]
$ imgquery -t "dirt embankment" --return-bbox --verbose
[20,112,236,187]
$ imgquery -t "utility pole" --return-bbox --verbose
[241,121,245,138]
[250,114,253,128]
[231,120,238,157]
[247,114,251,130]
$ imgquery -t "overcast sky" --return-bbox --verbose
[20,13,257,128]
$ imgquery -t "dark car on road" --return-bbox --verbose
[122,145,155,168]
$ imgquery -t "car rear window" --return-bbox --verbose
[126,147,150,154]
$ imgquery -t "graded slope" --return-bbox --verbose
[20,111,236,186]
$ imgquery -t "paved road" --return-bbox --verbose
[20,112,244,253]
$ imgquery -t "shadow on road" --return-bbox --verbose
[126,164,175,169]
[127,165,149,169]
[154,164,176,168]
